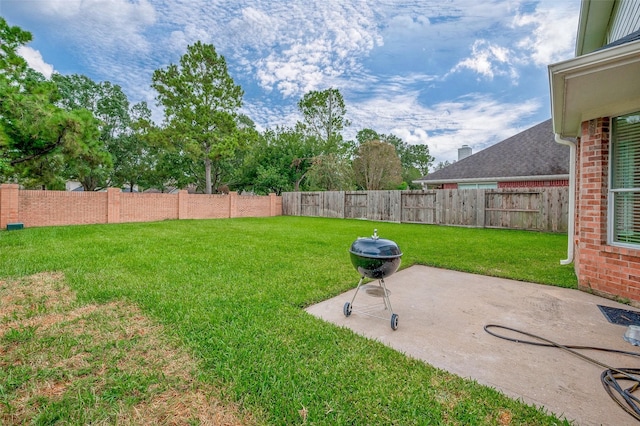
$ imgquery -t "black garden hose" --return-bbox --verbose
[484,324,640,422]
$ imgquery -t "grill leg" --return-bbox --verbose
[379,279,393,314]
[349,276,365,306]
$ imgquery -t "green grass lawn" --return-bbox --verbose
[0,216,576,425]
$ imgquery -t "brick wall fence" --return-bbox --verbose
[0,184,282,229]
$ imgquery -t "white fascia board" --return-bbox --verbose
[549,39,640,137]
[575,0,616,56]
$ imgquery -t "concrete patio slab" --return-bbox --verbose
[305,265,640,426]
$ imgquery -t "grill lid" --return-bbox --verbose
[349,229,402,259]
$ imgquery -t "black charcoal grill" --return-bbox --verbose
[343,229,403,330]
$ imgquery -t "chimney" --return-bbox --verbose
[458,145,472,161]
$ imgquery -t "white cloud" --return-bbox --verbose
[241,101,300,134]
[347,91,541,164]
[18,0,157,56]
[450,39,518,81]
[443,1,578,81]
[421,96,542,164]
[392,127,429,145]
[226,6,284,52]
[167,24,212,54]
[513,2,578,65]
[256,38,342,97]
[232,1,382,97]
[385,14,431,41]
[18,46,54,78]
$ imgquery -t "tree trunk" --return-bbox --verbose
[82,176,98,192]
[205,157,212,194]
[294,171,308,192]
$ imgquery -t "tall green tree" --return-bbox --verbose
[152,41,243,194]
[236,126,313,195]
[355,128,434,188]
[0,18,102,187]
[217,114,260,193]
[297,88,350,154]
[352,140,402,190]
[109,102,154,192]
[404,144,433,177]
[54,75,130,141]
[305,153,355,191]
[52,74,135,190]
[140,146,196,193]
[355,128,380,146]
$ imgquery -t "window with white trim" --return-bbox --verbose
[458,183,497,189]
[609,112,640,247]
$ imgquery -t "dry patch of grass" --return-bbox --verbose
[0,272,252,425]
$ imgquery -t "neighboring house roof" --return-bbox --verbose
[414,119,570,185]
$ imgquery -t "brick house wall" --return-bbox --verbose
[575,118,640,305]
[0,186,282,229]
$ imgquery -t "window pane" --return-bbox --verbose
[458,183,497,189]
[613,191,640,244]
[611,112,640,246]
[612,114,640,189]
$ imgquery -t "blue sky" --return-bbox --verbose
[1,0,580,165]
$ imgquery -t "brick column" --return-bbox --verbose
[269,193,277,216]
[576,118,610,294]
[0,184,20,229]
[229,191,238,218]
[107,187,121,224]
[178,190,188,219]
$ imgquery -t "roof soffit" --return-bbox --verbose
[549,40,640,137]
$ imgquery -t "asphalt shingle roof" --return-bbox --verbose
[418,119,570,183]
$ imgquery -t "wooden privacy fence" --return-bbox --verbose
[282,188,569,232]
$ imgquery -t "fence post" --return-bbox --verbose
[107,188,121,224]
[0,184,20,229]
[476,189,486,228]
[391,191,401,222]
[435,190,443,224]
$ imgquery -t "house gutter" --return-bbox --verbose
[555,134,576,265]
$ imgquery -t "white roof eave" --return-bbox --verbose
[575,0,616,56]
[549,39,640,138]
